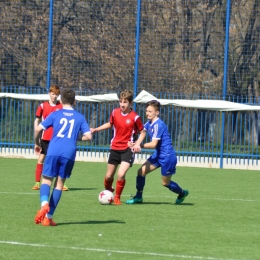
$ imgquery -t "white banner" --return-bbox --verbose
[134,90,260,111]
[2,90,260,111]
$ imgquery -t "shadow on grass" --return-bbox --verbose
[57,220,125,225]
[126,202,194,206]
[65,187,97,191]
[128,202,172,205]
[174,202,194,206]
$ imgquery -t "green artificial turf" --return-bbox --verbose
[0,158,259,259]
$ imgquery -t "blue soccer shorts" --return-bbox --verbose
[148,153,177,176]
[42,155,75,179]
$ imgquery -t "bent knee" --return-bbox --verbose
[137,168,145,177]
[162,179,171,187]
[162,182,168,187]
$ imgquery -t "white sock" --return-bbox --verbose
[41,201,48,207]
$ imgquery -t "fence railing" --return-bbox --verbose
[1,91,259,168]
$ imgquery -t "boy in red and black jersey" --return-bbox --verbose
[32,85,68,190]
[91,90,143,205]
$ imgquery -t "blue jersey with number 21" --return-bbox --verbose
[40,108,90,161]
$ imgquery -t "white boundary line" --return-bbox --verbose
[0,241,243,260]
[0,191,257,202]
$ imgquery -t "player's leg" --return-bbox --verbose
[104,163,117,192]
[43,157,74,226]
[42,177,65,226]
[32,153,45,190]
[162,174,184,194]
[34,155,58,225]
[113,161,131,204]
[34,175,53,224]
[32,140,49,190]
[62,181,69,191]
[161,155,189,204]
[126,160,157,204]
[113,148,135,205]
[104,150,120,192]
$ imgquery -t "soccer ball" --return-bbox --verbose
[98,190,114,205]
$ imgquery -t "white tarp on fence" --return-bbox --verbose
[0,93,119,102]
[134,90,260,111]
[1,90,260,111]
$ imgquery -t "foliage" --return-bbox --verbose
[0,0,259,96]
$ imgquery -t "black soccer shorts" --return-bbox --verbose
[108,148,135,167]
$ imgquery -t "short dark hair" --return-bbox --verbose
[146,100,161,111]
[61,89,75,105]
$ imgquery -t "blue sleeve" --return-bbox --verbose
[40,113,54,130]
[144,122,149,131]
[81,119,90,135]
[153,122,163,139]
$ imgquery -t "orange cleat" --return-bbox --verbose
[32,182,40,190]
[113,197,122,205]
[62,184,69,191]
[34,203,50,224]
[42,217,57,226]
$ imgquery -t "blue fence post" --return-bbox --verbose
[46,0,54,92]
[133,0,142,110]
[220,0,231,168]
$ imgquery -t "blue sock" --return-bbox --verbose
[135,175,145,198]
[48,189,62,216]
[167,181,182,194]
[40,184,50,205]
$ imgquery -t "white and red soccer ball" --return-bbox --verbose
[98,190,114,205]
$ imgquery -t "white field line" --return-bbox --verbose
[0,241,244,260]
[0,191,257,202]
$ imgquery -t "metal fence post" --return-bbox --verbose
[220,0,231,168]
[46,0,54,92]
[133,0,142,110]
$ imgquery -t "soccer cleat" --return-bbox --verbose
[34,203,50,224]
[126,196,143,204]
[42,217,57,226]
[113,197,122,205]
[175,190,189,204]
[62,184,69,191]
[32,182,40,190]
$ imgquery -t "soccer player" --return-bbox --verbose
[126,100,189,204]
[32,85,69,191]
[34,89,92,226]
[91,90,143,205]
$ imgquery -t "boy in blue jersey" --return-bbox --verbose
[126,100,189,204]
[33,89,92,226]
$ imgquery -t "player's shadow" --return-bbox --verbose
[57,220,125,226]
[134,202,194,206]
[66,187,97,191]
[174,202,194,206]
[132,201,172,205]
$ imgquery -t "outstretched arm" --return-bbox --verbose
[141,138,158,149]
[131,131,159,152]
[81,132,92,141]
[90,122,112,134]
[131,130,147,153]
